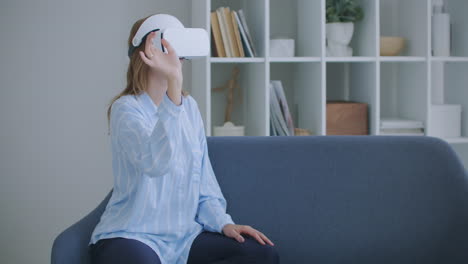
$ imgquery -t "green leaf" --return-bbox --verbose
[325,0,364,23]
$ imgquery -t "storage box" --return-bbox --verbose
[270,38,295,57]
[327,101,368,135]
[429,104,462,138]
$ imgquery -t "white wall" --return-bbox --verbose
[0,0,191,263]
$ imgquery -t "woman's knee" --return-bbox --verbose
[257,244,279,263]
[90,237,161,264]
[238,237,280,264]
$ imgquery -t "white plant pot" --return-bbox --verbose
[326,22,354,57]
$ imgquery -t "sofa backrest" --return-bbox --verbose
[208,136,468,264]
[52,136,468,264]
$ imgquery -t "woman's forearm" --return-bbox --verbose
[166,73,183,106]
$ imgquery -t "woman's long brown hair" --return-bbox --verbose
[107,14,189,131]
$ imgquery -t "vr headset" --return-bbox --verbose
[128,14,210,60]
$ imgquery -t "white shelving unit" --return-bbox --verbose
[191,0,468,148]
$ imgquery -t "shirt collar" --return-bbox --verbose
[137,91,158,116]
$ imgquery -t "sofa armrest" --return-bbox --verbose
[51,189,113,264]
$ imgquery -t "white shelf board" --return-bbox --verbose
[269,57,321,63]
[379,56,426,62]
[441,137,468,144]
[210,57,265,63]
[325,57,376,62]
[431,57,468,62]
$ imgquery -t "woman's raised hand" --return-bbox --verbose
[139,31,183,82]
[222,224,275,246]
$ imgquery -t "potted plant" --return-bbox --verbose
[326,0,364,57]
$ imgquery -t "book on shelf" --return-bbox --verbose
[269,83,288,136]
[234,10,254,57]
[238,9,257,56]
[272,80,295,136]
[216,7,232,57]
[380,118,425,136]
[380,132,425,136]
[211,7,256,57]
[210,11,226,57]
[222,7,240,57]
[380,128,424,134]
[380,118,424,129]
[231,10,245,57]
[380,129,425,136]
[269,80,294,136]
[270,108,279,136]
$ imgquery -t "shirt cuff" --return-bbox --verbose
[158,91,184,120]
[218,214,235,234]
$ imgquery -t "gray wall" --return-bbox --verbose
[0,0,191,263]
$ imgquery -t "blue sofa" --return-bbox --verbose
[52,136,468,263]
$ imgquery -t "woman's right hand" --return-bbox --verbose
[139,31,183,105]
[222,224,274,246]
[139,31,183,84]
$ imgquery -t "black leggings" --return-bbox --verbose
[89,231,279,264]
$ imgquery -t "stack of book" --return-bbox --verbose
[210,7,256,57]
[380,118,425,136]
[269,80,295,136]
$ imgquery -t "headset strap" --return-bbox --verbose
[127,29,160,58]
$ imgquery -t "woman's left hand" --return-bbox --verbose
[222,224,274,246]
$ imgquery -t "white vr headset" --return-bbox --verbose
[128,14,210,60]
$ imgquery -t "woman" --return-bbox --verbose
[88,14,279,264]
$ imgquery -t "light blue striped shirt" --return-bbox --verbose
[89,91,234,264]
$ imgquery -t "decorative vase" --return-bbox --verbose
[326,22,354,57]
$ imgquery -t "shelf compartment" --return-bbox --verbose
[380,0,428,57]
[343,0,378,57]
[210,63,268,136]
[326,62,378,135]
[270,62,323,135]
[324,0,377,57]
[446,0,468,57]
[270,0,322,57]
[210,0,267,57]
[438,62,468,141]
[380,62,428,134]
